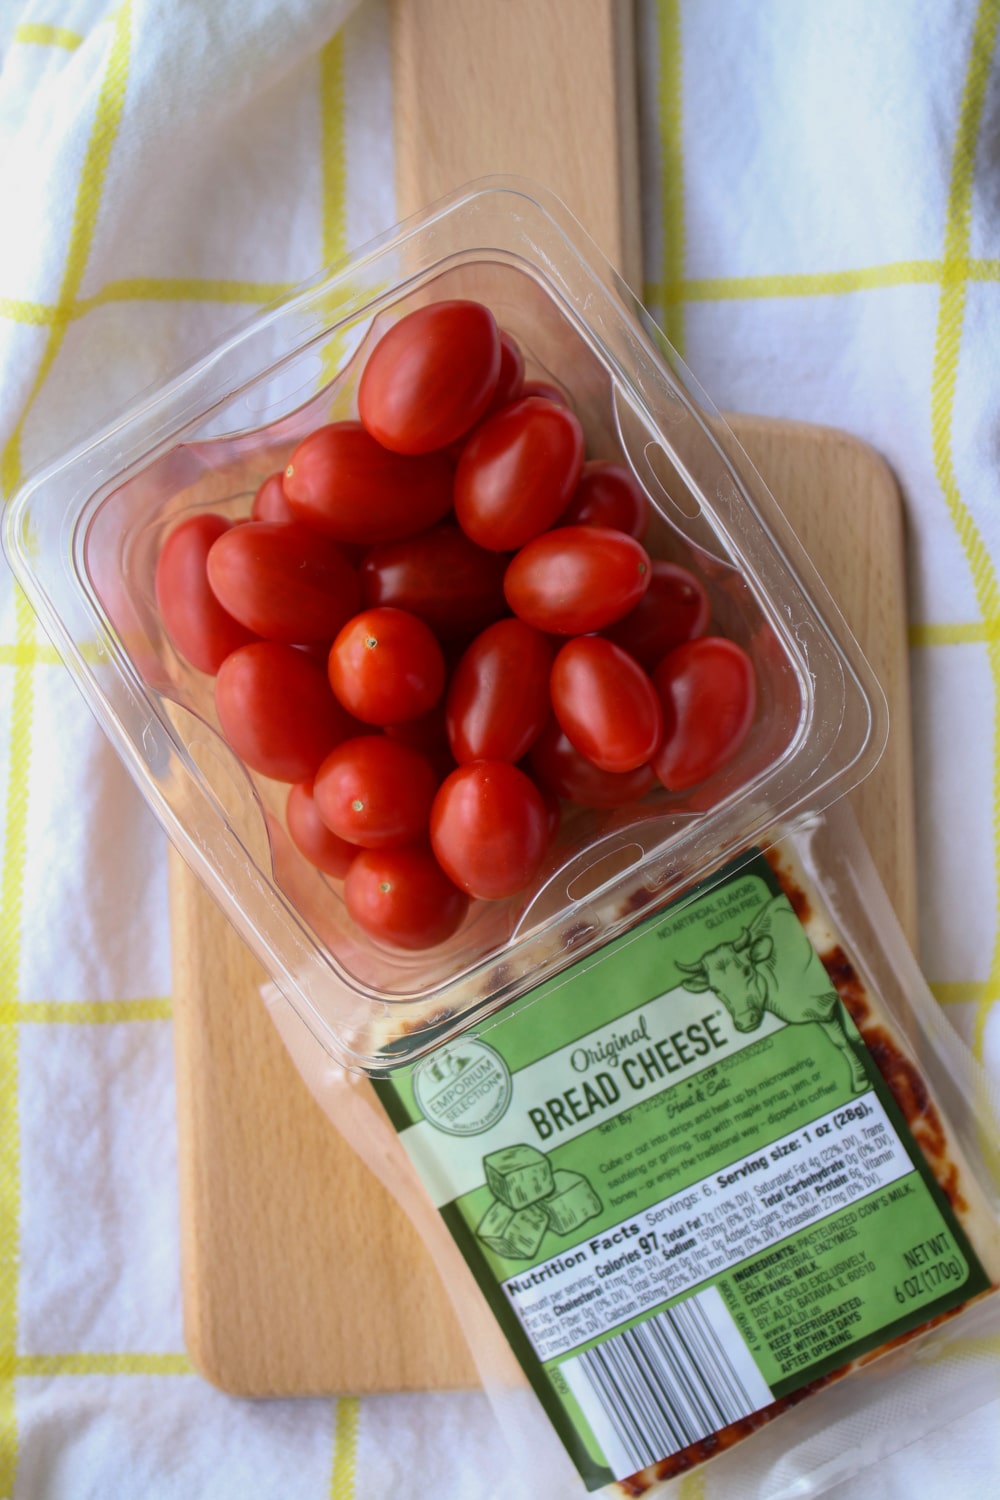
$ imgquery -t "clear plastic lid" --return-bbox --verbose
[2,178,887,1072]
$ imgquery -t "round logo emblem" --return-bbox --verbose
[413,1040,512,1136]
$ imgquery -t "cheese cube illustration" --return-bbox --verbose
[483,1144,555,1208]
[476,1198,550,1258]
[544,1169,602,1234]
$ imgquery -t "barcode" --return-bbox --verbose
[560,1285,773,1481]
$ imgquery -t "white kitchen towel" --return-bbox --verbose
[3,1,1000,1498]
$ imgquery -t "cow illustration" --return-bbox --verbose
[676,896,868,1093]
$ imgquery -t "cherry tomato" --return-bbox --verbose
[529,717,655,808]
[446,619,554,764]
[603,561,710,670]
[251,472,295,523]
[206,521,359,644]
[328,607,446,724]
[559,460,649,539]
[652,637,756,791]
[454,397,585,551]
[155,514,257,674]
[430,761,549,900]
[550,637,663,773]
[358,299,501,454]
[283,422,452,544]
[520,379,571,407]
[215,642,357,782]
[485,331,526,414]
[504,525,651,635]
[313,735,438,849]
[345,844,469,950]
[360,524,509,640]
[286,780,357,877]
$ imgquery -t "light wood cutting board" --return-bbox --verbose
[168,0,916,1397]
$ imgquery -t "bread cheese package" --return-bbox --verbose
[263,800,1000,1498]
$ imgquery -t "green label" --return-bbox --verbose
[374,853,989,1490]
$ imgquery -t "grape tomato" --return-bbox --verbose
[251,472,295,523]
[652,636,756,791]
[603,560,710,669]
[358,299,501,455]
[454,396,585,551]
[446,618,554,764]
[155,514,258,675]
[559,460,650,539]
[345,845,469,950]
[360,524,509,640]
[286,780,357,878]
[504,525,651,635]
[529,717,655,809]
[284,422,452,544]
[550,637,663,774]
[206,521,359,644]
[215,642,357,783]
[430,761,550,900]
[329,606,446,725]
[313,735,438,849]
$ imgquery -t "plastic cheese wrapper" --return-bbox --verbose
[263,802,1000,1498]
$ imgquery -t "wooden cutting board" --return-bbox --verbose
[168,0,917,1397]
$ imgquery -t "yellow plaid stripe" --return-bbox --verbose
[329,1397,360,1500]
[909,620,1000,646]
[657,0,686,355]
[1,5,132,498]
[0,590,36,1497]
[930,980,989,1007]
[0,10,133,1493]
[645,256,1000,308]
[2,999,172,1025]
[16,1353,194,1377]
[927,0,1000,1072]
[13,24,84,51]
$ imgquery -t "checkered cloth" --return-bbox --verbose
[3,1,1000,1497]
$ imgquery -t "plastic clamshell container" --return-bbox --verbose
[2,178,887,1073]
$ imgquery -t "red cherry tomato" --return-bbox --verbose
[358,300,501,454]
[559,460,649,539]
[360,524,509,640]
[454,397,585,551]
[504,526,651,635]
[345,844,469,950]
[329,607,446,725]
[485,331,526,414]
[603,561,710,670]
[206,521,359,644]
[652,637,756,791]
[286,781,357,878]
[251,472,295,523]
[430,761,550,900]
[313,735,438,849]
[529,717,655,808]
[550,637,663,773]
[446,619,554,764]
[283,422,453,544]
[521,379,571,407]
[155,514,257,674]
[215,642,357,782]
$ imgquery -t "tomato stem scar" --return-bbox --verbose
[365,635,378,649]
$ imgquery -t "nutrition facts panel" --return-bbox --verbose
[502,1091,913,1362]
